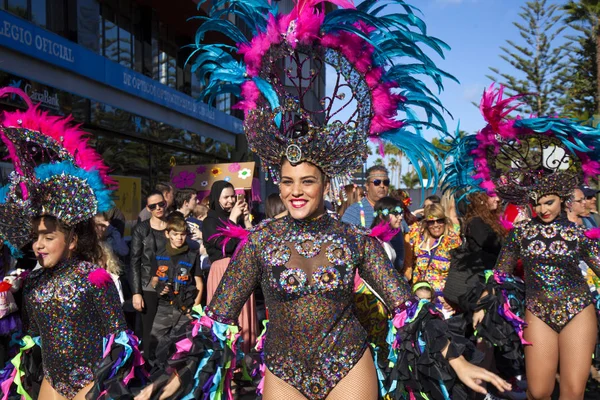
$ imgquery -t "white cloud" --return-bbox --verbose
[462,83,483,102]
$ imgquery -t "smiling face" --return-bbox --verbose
[218,187,236,212]
[388,211,403,229]
[534,194,562,223]
[279,160,329,220]
[32,217,76,269]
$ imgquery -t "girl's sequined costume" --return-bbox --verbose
[206,214,411,399]
[494,217,600,333]
[22,259,126,398]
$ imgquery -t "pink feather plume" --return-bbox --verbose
[369,221,400,243]
[89,268,114,288]
[499,217,514,231]
[0,89,114,186]
[585,227,600,240]
[208,220,251,257]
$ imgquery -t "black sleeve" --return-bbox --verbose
[192,253,202,278]
[467,218,501,254]
[202,215,240,262]
[129,222,149,294]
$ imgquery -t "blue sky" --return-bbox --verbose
[360,0,566,168]
[418,0,527,137]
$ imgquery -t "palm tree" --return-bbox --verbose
[564,0,600,115]
[388,157,399,187]
[401,170,419,189]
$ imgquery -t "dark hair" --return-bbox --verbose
[366,165,388,180]
[155,182,173,194]
[166,213,187,233]
[464,192,507,238]
[425,195,441,204]
[147,190,164,203]
[33,216,103,264]
[265,193,286,219]
[390,189,419,225]
[175,188,197,209]
[370,196,403,228]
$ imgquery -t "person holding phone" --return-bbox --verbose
[201,181,256,353]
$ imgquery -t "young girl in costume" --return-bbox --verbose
[370,196,404,264]
[0,88,145,400]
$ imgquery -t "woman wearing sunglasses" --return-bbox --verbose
[403,203,461,316]
[130,190,168,360]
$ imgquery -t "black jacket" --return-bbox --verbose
[129,220,167,294]
[465,217,503,271]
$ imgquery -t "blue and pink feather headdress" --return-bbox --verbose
[443,84,600,205]
[190,0,455,193]
[0,88,114,254]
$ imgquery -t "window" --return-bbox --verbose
[6,0,27,19]
[31,0,46,27]
[101,5,119,62]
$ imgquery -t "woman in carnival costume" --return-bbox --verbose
[0,88,146,399]
[137,1,513,399]
[444,84,600,399]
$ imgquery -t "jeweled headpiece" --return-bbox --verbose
[442,84,600,205]
[0,88,114,243]
[191,0,454,194]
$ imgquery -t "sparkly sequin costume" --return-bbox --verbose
[22,259,126,398]
[205,214,411,399]
[495,217,600,333]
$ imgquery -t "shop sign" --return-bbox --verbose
[0,10,242,134]
[24,83,59,110]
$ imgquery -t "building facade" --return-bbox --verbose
[0,0,244,197]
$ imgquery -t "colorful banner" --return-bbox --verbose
[171,162,256,194]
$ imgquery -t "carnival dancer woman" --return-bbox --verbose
[135,0,514,398]
[0,88,145,400]
[202,180,257,354]
[449,84,600,399]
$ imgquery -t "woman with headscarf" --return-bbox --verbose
[201,180,256,353]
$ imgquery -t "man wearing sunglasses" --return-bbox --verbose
[341,166,407,269]
[342,165,390,229]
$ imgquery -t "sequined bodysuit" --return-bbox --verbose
[495,217,600,332]
[22,260,126,399]
[205,215,412,399]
